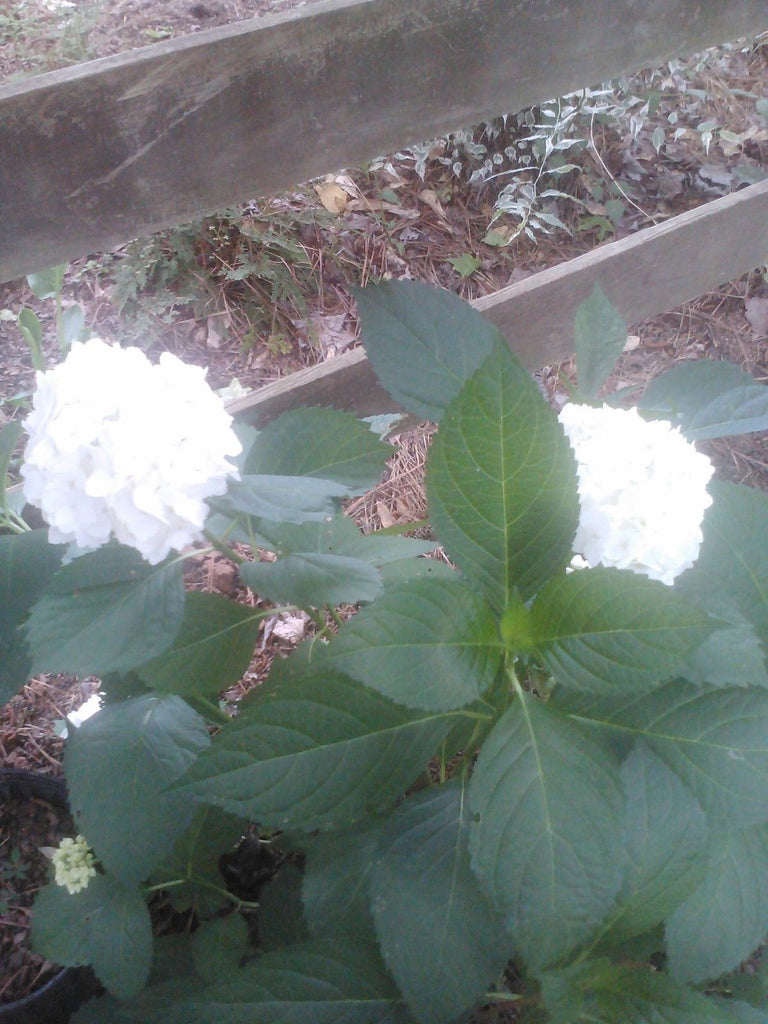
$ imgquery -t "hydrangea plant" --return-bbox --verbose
[3,281,768,1022]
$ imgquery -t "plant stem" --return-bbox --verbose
[202,529,246,565]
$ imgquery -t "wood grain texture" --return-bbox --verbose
[1,0,766,281]
[228,179,768,426]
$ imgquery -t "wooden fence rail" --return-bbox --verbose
[227,178,768,426]
[0,0,765,282]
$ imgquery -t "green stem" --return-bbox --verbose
[185,694,232,726]
[202,529,246,565]
[0,509,30,533]
[143,877,260,911]
[326,606,346,631]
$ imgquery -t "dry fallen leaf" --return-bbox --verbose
[419,189,447,219]
[376,500,397,529]
[314,182,349,215]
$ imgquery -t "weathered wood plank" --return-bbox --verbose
[227,178,768,426]
[1,0,765,282]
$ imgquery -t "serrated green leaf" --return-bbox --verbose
[530,567,718,693]
[371,779,510,1024]
[678,615,768,688]
[581,964,752,1023]
[245,408,389,493]
[0,528,63,699]
[639,361,768,441]
[174,670,451,830]
[137,592,265,696]
[26,544,185,676]
[251,512,437,563]
[426,345,579,611]
[215,474,349,524]
[192,915,249,983]
[723,959,768,1013]
[677,481,768,651]
[538,959,614,1024]
[469,694,624,969]
[126,941,409,1024]
[574,284,627,399]
[353,279,500,422]
[151,804,245,915]
[302,820,381,943]
[240,552,382,607]
[591,742,707,950]
[258,862,310,950]
[65,695,210,884]
[317,577,501,711]
[32,874,152,999]
[566,681,768,829]
[666,824,768,984]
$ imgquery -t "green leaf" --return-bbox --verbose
[26,545,185,676]
[244,407,390,493]
[538,959,614,1024]
[192,915,249,983]
[0,529,63,699]
[639,360,768,441]
[249,513,442,591]
[151,804,245,915]
[371,779,510,1024]
[127,941,409,1024]
[317,577,501,711]
[252,513,436,563]
[666,824,768,983]
[174,670,451,830]
[257,862,310,950]
[0,418,22,506]
[591,742,707,949]
[584,964,752,1023]
[26,264,66,299]
[676,481,768,650]
[60,302,87,348]
[32,874,152,999]
[17,307,45,371]
[448,253,482,278]
[302,820,381,943]
[215,474,349,524]
[530,567,719,693]
[678,616,768,688]
[240,553,382,607]
[574,284,627,399]
[65,695,210,884]
[566,681,768,829]
[353,279,500,422]
[469,694,624,969]
[137,592,265,697]
[426,345,579,611]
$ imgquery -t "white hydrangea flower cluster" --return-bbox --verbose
[558,403,714,586]
[51,834,97,895]
[22,339,242,564]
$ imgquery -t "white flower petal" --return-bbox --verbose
[558,403,714,585]
[22,339,242,564]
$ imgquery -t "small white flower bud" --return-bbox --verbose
[50,834,97,895]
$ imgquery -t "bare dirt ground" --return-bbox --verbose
[0,3,767,1013]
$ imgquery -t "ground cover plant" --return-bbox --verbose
[3,281,768,1022]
